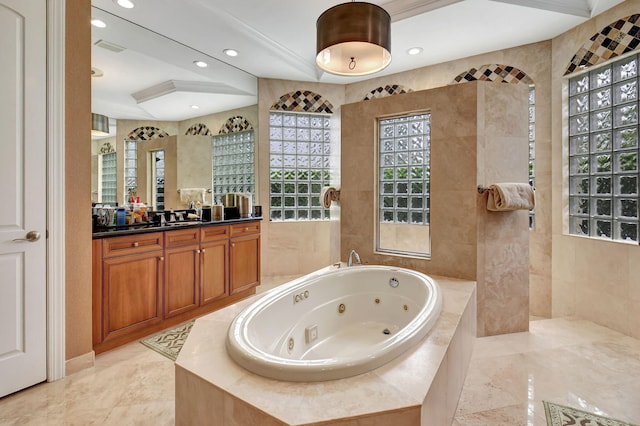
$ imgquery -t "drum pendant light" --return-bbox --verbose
[91,113,110,137]
[316,2,391,76]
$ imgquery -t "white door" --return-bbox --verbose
[0,0,47,398]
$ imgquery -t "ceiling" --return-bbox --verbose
[90,0,625,133]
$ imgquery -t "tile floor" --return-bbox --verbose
[1,282,639,425]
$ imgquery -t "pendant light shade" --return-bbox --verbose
[91,113,110,137]
[316,2,391,76]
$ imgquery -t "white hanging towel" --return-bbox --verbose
[487,183,535,211]
[320,186,340,208]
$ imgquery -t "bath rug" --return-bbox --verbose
[544,401,637,426]
[140,320,194,361]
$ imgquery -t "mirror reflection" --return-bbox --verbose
[90,5,258,209]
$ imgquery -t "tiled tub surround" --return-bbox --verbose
[175,274,476,425]
[341,82,530,337]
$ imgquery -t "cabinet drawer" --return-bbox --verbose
[102,232,164,258]
[201,224,229,242]
[165,228,201,248]
[230,221,260,237]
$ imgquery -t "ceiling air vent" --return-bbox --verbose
[94,39,126,53]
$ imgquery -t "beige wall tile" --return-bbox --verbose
[549,0,640,336]
[342,83,529,336]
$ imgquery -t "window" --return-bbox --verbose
[568,54,639,242]
[212,130,255,202]
[124,140,137,203]
[269,111,332,221]
[100,152,116,205]
[377,113,431,256]
[528,86,536,229]
[151,150,165,210]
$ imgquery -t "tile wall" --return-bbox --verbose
[551,1,640,339]
[257,79,344,277]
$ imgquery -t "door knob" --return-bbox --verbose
[13,231,41,242]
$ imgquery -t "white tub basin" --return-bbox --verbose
[226,265,443,381]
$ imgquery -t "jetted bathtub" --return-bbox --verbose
[226,264,443,381]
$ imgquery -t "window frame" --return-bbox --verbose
[375,111,432,258]
[566,52,640,243]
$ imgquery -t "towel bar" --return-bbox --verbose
[478,184,535,194]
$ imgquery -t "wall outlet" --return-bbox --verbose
[305,325,318,344]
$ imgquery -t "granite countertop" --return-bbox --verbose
[92,216,262,239]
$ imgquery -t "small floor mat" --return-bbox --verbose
[140,321,194,361]
[544,401,637,426]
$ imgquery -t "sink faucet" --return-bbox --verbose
[347,249,361,267]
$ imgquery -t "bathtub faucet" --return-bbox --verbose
[347,249,361,267]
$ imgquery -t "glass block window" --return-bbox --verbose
[378,113,431,225]
[269,111,332,221]
[153,150,165,210]
[212,130,255,202]
[529,86,536,229]
[568,54,640,242]
[100,152,116,205]
[124,140,137,202]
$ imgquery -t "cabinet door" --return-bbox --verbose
[164,245,200,318]
[103,250,164,341]
[229,234,260,295]
[200,239,228,305]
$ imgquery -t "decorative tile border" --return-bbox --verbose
[219,116,254,134]
[126,126,170,140]
[451,64,533,84]
[270,90,334,114]
[185,123,213,136]
[99,142,115,154]
[565,14,640,75]
[363,84,413,101]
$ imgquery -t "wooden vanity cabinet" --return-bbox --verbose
[229,222,261,295]
[200,225,229,306]
[164,228,201,318]
[97,232,164,344]
[93,220,260,353]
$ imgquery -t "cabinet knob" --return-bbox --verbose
[196,249,201,254]
[133,242,139,247]
[231,243,235,248]
[159,256,164,261]
[201,249,206,253]
[244,227,249,231]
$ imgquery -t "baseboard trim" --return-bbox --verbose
[64,351,95,376]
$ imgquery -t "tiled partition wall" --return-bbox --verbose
[342,82,530,336]
[344,41,553,318]
[551,1,640,338]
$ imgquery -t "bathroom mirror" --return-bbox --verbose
[90,5,258,207]
[376,112,431,257]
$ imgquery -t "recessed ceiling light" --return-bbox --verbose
[114,0,134,9]
[191,105,200,109]
[223,49,239,57]
[91,19,107,28]
[193,60,208,68]
[407,47,423,56]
